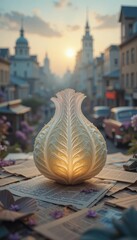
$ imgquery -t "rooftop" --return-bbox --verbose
[119,6,137,22]
[0,99,30,115]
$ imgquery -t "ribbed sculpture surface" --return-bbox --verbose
[33,89,107,185]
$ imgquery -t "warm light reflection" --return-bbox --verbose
[65,48,75,58]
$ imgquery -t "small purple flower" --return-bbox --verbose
[9,204,20,211]
[80,188,98,194]
[2,116,7,121]
[0,119,4,125]
[28,218,37,226]
[6,121,11,127]
[16,130,27,142]
[0,160,15,167]
[0,144,5,151]
[20,121,28,128]
[86,210,97,218]
[122,121,131,130]
[50,210,64,219]
[8,233,20,240]
[131,114,137,131]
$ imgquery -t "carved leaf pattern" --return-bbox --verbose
[33,89,107,185]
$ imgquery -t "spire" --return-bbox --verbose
[85,8,90,34]
[20,18,24,37]
[46,52,48,58]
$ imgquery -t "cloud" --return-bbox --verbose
[54,0,72,8]
[67,25,80,31]
[93,12,119,29]
[0,11,62,37]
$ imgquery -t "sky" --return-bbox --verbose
[0,0,137,77]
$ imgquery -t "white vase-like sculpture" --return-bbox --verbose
[33,89,107,185]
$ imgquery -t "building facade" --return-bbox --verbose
[94,54,105,106]
[119,6,137,106]
[0,49,10,102]
[103,45,123,107]
[10,26,40,96]
[73,18,94,105]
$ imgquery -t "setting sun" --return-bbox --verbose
[65,48,75,58]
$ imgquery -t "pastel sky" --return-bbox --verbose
[0,0,137,76]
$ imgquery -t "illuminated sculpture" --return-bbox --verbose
[33,89,107,185]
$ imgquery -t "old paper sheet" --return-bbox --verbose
[106,182,130,196]
[128,181,137,192]
[35,204,122,240]
[4,152,33,161]
[3,159,41,178]
[35,200,74,225]
[105,195,137,209]
[7,176,114,210]
[0,176,25,187]
[96,167,137,183]
[112,189,136,199]
[0,170,12,179]
[106,153,130,164]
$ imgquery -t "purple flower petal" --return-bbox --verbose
[8,233,20,240]
[86,209,97,218]
[50,210,64,219]
[28,217,37,226]
[0,160,15,167]
[80,188,98,194]
[9,204,20,211]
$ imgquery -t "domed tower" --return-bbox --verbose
[82,17,93,65]
[15,25,29,58]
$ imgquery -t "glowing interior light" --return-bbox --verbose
[33,89,107,185]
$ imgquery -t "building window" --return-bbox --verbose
[122,53,125,66]
[27,62,29,67]
[14,62,16,67]
[114,58,118,65]
[20,49,23,55]
[126,73,129,88]
[14,71,16,77]
[129,23,133,36]
[126,50,129,65]
[131,73,134,88]
[122,24,125,37]
[121,74,124,88]
[106,80,109,87]
[131,48,135,64]
[1,70,4,83]
[24,71,27,78]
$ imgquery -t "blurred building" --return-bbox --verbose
[39,53,57,95]
[0,49,10,102]
[94,54,105,106]
[103,45,123,107]
[73,18,94,106]
[62,68,72,88]
[10,75,29,100]
[119,6,137,106]
[10,26,40,96]
[0,99,30,144]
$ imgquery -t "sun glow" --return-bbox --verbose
[65,48,75,58]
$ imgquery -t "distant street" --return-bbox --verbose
[100,129,127,155]
[85,110,128,155]
[33,107,128,156]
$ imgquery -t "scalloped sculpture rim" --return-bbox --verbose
[33,89,107,185]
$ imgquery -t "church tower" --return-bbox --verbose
[15,24,29,58]
[43,53,50,75]
[82,16,93,65]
